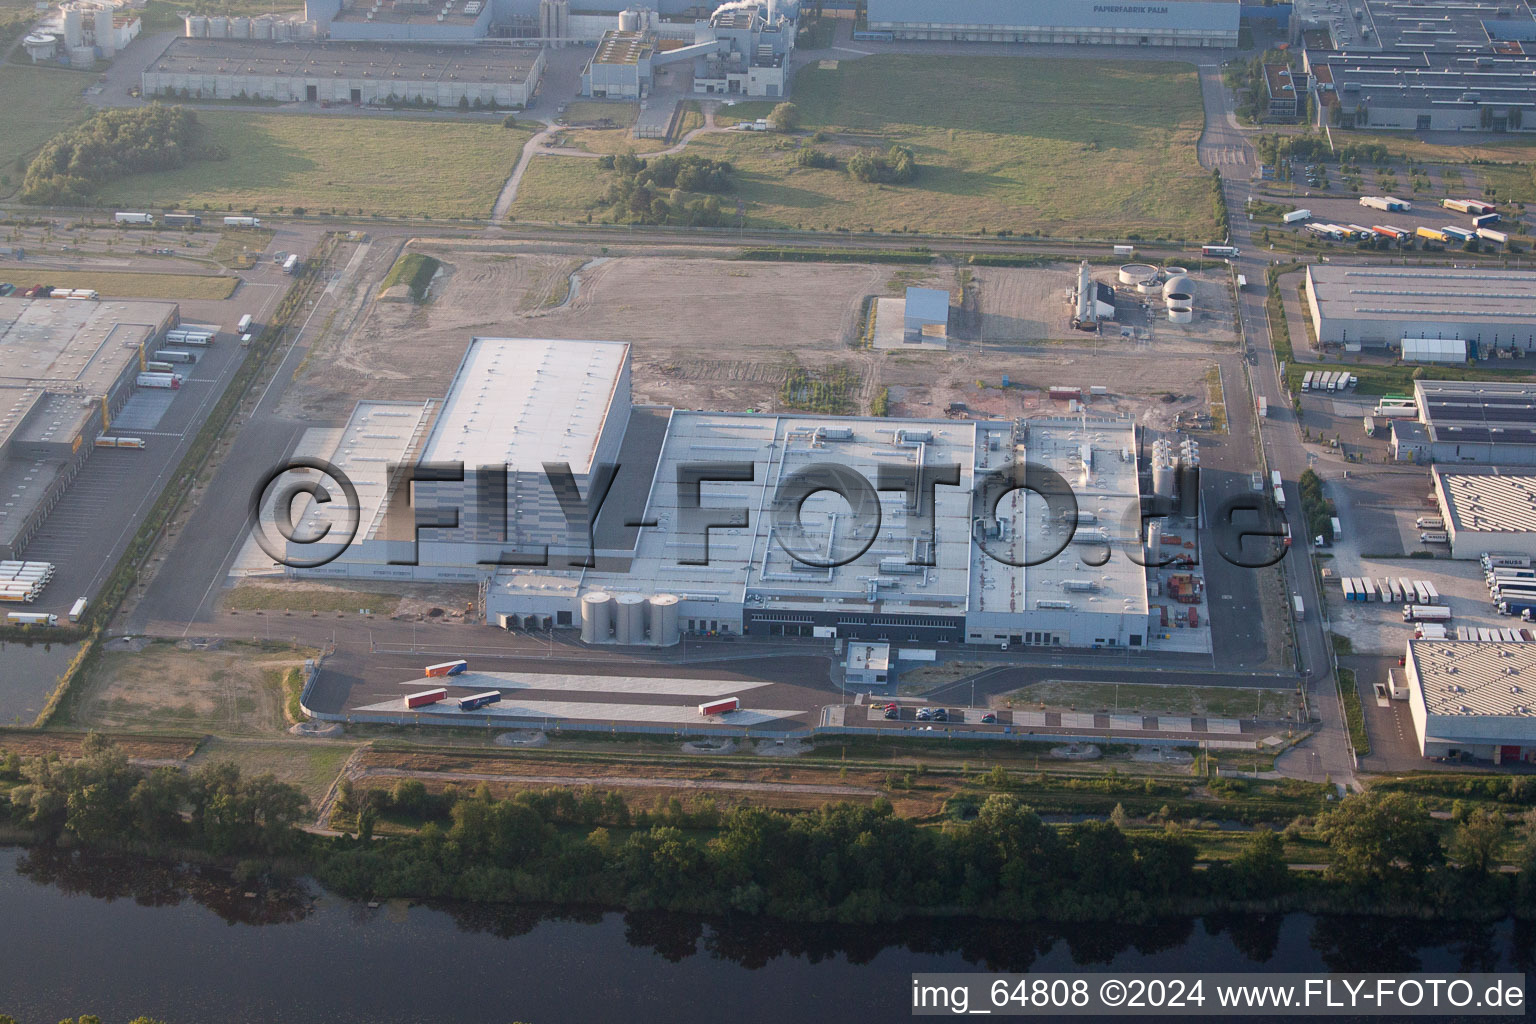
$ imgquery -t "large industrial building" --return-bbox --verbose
[1391,380,1536,467]
[863,0,1240,47]
[1301,0,1536,133]
[292,338,1162,651]
[1430,465,1536,561]
[143,38,545,108]
[1303,266,1536,354]
[1402,640,1536,763]
[582,2,795,99]
[0,297,179,559]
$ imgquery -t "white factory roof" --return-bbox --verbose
[289,400,434,554]
[419,338,629,473]
[971,417,1148,619]
[1433,466,1536,536]
[1408,640,1536,720]
[848,642,890,672]
[1306,266,1536,325]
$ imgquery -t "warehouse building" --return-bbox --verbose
[1392,380,1536,467]
[143,38,544,107]
[581,1,794,99]
[1431,466,1536,561]
[1403,639,1536,763]
[1303,266,1536,354]
[1262,63,1307,121]
[0,297,179,559]
[292,338,1155,650]
[864,0,1240,47]
[1302,0,1536,133]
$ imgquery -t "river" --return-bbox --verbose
[0,847,1530,1023]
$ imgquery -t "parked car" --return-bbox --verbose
[980,713,997,724]
[932,709,948,722]
[883,708,899,720]
[915,708,933,721]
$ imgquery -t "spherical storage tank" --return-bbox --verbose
[580,591,612,643]
[614,593,647,645]
[1162,274,1194,301]
[648,594,680,646]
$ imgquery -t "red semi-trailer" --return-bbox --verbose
[698,697,739,716]
[406,688,448,709]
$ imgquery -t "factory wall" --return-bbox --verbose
[144,50,543,107]
[966,606,1146,650]
[584,57,646,97]
[1308,312,1536,352]
[1353,103,1535,134]
[328,5,494,40]
[866,0,1238,45]
[1425,442,1536,468]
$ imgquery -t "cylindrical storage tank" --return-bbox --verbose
[68,44,95,66]
[186,14,207,36]
[1135,279,1157,295]
[271,17,292,39]
[252,16,273,38]
[229,16,250,38]
[1168,305,1194,324]
[1152,458,1176,499]
[1162,266,1188,278]
[297,18,318,39]
[614,593,646,645]
[93,8,114,56]
[1145,518,1162,564]
[618,9,640,30]
[208,15,227,37]
[1162,274,1194,300]
[62,8,84,48]
[648,594,680,646]
[1118,263,1157,286]
[1178,456,1201,518]
[579,591,612,643]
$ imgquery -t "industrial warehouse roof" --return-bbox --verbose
[867,0,1239,30]
[1415,379,1536,449]
[903,287,949,326]
[591,29,653,65]
[1408,640,1536,719]
[145,38,542,83]
[1433,466,1536,537]
[332,0,484,25]
[419,338,630,473]
[972,416,1148,621]
[1305,266,1536,326]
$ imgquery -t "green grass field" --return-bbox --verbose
[100,112,537,218]
[0,66,90,193]
[1003,681,1299,720]
[513,56,1215,239]
[0,265,238,299]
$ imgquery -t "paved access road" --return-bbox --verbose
[1196,62,1357,790]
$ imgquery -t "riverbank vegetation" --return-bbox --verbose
[3,738,1534,925]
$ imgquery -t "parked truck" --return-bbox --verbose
[283,254,301,274]
[1293,595,1305,620]
[1330,516,1342,540]
[68,597,86,622]
[1416,515,1443,529]
[1403,604,1452,622]
[6,611,58,625]
[114,212,154,225]
[162,212,202,227]
[699,697,739,716]
[136,373,182,390]
[1283,208,1311,224]
[405,688,447,709]
[424,659,468,677]
[1421,530,1449,544]
[223,216,261,228]
[1273,485,1286,509]
[237,314,254,334]
[1476,227,1508,245]
[457,691,502,711]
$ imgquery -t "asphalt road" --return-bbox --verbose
[1196,62,1358,788]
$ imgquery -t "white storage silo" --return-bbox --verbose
[93,7,115,56]
[62,7,84,48]
[1152,455,1176,499]
[1167,304,1194,325]
[208,15,228,37]
[68,44,95,66]
[186,14,208,37]
[648,594,680,646]
[614,593,646,645]
[230,16,250,38]
[252,16,273,39]
[271,17,292,39]
[1145,518,1162,565]
[618,8,640,31]
[22,32,58,62]
[297,18,319,38]
[580,591,612,644]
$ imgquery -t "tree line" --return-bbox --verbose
[21,104,223,206]
[4,739,1536,924]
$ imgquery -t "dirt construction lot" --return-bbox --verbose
[285,241,1242,425]
[64,640,314,735]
